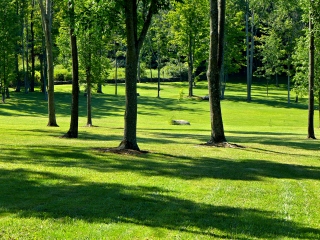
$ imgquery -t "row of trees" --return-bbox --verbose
[0,0,318,149]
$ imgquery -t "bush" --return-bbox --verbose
[163,62,188,79]
[54,66,72,82]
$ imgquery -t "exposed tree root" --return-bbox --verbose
[94,147,149,155]
[201,141,245,148]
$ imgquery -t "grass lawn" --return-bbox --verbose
[0,81,319,239]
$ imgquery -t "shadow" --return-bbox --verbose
[223,84,310,110]
[0,168,319,239]
[1,146,319,182]
[227,130,320,152]
[1,89,192,119]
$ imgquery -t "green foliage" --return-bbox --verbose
[54,65,72,82]
[163,62,188,78]
[292,36,309,97]
[256,30,286,78]
[178,88,185,100]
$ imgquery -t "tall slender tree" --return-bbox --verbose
[63,0,79,138]
[38,0,58,126]
[207,0,227,144]
[308,0,316,139]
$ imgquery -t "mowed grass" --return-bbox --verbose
[0,81,319,239]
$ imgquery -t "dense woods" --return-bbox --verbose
[0,0,319,145]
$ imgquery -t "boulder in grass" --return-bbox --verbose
[171,120,190,125]
[202,95,209,100]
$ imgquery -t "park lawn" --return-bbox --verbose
[0,81,319,239]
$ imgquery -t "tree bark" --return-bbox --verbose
[307,5,316,139]
[86,65,93,127]
[38,0,58,126]
[246,0,251,102]
[207,0,227,144]
[30,0,35,92]
[188,36,193,97]
[118,0,155,150]
[64,0,79,138]
[118,0,139,150]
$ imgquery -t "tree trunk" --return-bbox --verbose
[86,65,93,127]
[288,60,291,104]
[118,0,155,150]
[42,37,48,100]
[25,15,29,94]
[30,0,35,92]
[118,0,139,150]
[307,6,316,139]
[157,44,161,98]
[64,0,79,138]
[15,0,21,92]
[38,0,58,127]
[318,91,320,128]
[249,9,254,92]
[246,0,251,102]
[188,36,193,97]
[207,0,227,144]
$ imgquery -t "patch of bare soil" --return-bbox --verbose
[200,142,245,148]
[94,147,149,155]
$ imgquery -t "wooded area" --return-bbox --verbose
[0,0,319,148]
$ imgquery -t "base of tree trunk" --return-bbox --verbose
[61,131,78,138]
[307,136,317,140]
[202,141,245,148]
[86,124,94,127]
[117,140,140,151]
[47,123,59,127]
[94,147,148,155]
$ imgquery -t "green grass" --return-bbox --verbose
[0,81,319,239]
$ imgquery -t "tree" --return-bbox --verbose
[168,0,209,97]
[118,0,179,150]
[207,0,227,144]
[0,0,18,103]
[38,0,58,126]
[308,0,316,139]
[63,0,79,138]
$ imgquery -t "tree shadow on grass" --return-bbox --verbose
[227,130,320,152]
[1,146,319,182]
[0,168,319,239]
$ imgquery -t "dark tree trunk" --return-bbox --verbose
[5,87,9,99]
[118,0,154,151]
[97,83,103,93]
[30,0,35,92]
[64,0,79,138]
[25,15,29,94]
[86,65,93,127]
[207,0,227,144]
[245,0,251,102]
[188,36,193,97]
[115,55,118,95]
[157,45,161,98]
[308,6,316,139]
[15,0,21,92]
[318,91,320,128]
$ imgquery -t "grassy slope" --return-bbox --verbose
[0,81,319,239]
